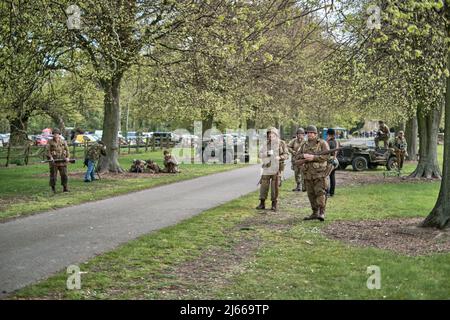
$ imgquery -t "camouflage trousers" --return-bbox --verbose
[305,178,328,213]
[259,174,280,201]
[293,165,305,187]
[49,165,68,187]
[395,150,406,169]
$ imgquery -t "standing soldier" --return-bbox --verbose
[326,128,339,197]
[84,141,106,182]
[46,128,70,193]
[287,128,306,192]
[256,127,289,211]
[375,120,390,149]
[393,131,408,170]
[297,125,330,221]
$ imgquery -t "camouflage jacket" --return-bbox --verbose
[164,155,178,166]
[259,139,289,175]
[377,124,390,138]
[287,137,306,155]
[46,139,70,166]
[86,143,106,161]
[296,138,330,179]
[394,137,407,151]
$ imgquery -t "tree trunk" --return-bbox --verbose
[98,76,124,173]
[405,116,418,161]
[421,39,450,228]
[9,113,29,147]
[409,105,442,179]
[202,112,214,136]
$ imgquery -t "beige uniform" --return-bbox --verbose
[297,138,330,215]
[394,136,407,169]
[258,139,289,201]
[46,139,70,188]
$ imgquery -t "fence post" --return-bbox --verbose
[136,136,140,154]
[152,137,155,151]
[145,137,149,152]
[128,140,131,154]
[5,141,11,167]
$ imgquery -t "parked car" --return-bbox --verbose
[152,132,180,146]
[0,133,10,146]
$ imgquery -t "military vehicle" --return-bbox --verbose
[337,144,398,171]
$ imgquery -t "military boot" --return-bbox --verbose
[318,208,326,222]
[292,183,300,192]
[271,201,278,212]
[256,200,265,210]
[303,211,319,220]
[63,185,70,193]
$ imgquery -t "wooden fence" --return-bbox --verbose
[0,136,178,166]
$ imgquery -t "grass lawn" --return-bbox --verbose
[0,148,247,221]
[11,173,447,300]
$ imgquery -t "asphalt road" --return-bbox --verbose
[0,163,293,296]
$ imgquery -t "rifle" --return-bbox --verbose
[41,159,76,164]
[294,147,343,167]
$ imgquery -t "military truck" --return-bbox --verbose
[337,144,398,171]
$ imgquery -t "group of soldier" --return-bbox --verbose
[45,128,180,193]
[129,150,180,174]
[256,125,337,221]
[255,121,407,221]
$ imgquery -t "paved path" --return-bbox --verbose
[0,163,293,296]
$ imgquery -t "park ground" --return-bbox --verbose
[6,146,450,300]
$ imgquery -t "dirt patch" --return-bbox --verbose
[156,236,261,298]
[322,218,450,256]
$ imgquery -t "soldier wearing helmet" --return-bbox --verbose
[296,125,330,221]
[256,127,289,212]
[393,130,407,170]
[46,128,70,193]
[375,120,390,149]
[287,127,306,192]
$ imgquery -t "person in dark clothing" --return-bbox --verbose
[326,128,339,197]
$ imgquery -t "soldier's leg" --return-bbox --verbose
[304,179,319,220]
[316,178,328,221]
[60,166,69,192]
[270,174,279,211]
[383,138,389,148]
[259,175,270,200]
[329,169,336,196]
[374,136,379,148]
[49,165,57,192]
[257,175,270,209]
[292,167,301,191]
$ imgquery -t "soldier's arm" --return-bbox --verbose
[279,142,289,161]
[287,139,295,155]
[313,141,330,162]
[46,144,53,160]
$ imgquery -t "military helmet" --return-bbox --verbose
[266,127,279,137]
[52,128,61,135]
[296,128,305,135]
[305,125,318,134]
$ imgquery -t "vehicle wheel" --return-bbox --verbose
[386,156,398,171]
[352,156,368,171]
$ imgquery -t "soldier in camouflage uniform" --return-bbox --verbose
[296,125,330,221]
[393,131,407,170]
[130,159,146,173]
[84,141,106,182]
[145,159,161,173]
[375,120,390,149]
[287,128,306,192]
[163,150,180,173]
[46,128,70,193]
[256,127,289,212]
